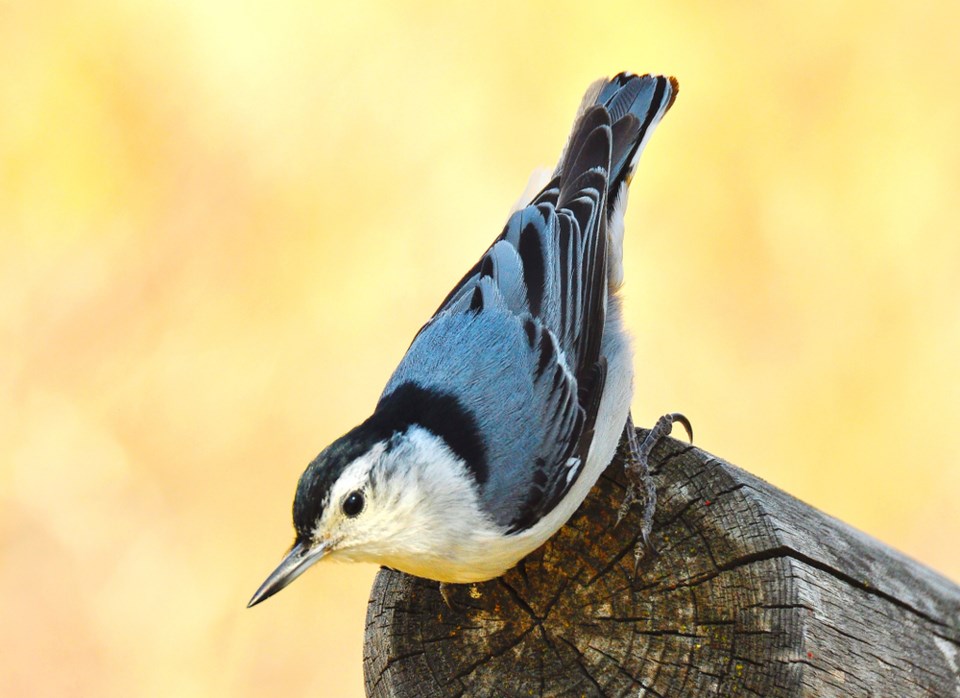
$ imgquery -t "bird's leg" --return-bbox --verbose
[617,411,692,569]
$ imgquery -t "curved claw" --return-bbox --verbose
[618,411,692,576]
[668,412,693,443]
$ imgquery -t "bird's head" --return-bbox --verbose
[248,385,490,606]
[246,423,395,607]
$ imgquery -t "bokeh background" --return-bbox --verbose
[2,2,959,696]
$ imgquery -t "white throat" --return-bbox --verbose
[327,427,507,582]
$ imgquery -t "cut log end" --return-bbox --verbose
[364,431,960,697]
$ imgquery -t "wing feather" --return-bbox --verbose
[395,74,677,531]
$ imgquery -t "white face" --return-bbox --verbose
[304,427,495,576]
[307,441,389,557]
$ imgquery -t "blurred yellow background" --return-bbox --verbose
[2,1,959,696]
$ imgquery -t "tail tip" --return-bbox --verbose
[609,71,680,112]
[666,75,680,109]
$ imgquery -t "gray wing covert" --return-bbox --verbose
[402,103,617,533]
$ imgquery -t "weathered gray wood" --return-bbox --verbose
[363,430,960,697]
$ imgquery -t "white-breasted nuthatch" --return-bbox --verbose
[249,73,686,608]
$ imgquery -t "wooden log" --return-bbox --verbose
[363,430,960,697]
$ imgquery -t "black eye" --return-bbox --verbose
[342,491,364,517]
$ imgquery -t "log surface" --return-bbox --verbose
[363,431,960,697]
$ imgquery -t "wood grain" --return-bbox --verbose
[364,430,960,697]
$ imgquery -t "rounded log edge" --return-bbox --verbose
[363,431,960,697]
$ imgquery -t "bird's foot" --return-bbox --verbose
[617,412,693,571]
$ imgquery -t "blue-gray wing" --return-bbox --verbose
[383,308,597,531]
[421,117,612,531]
[391,74,675,531]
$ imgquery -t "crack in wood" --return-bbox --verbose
[554,634,607,696]
[364,435,960,697]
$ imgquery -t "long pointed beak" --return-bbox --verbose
[247,541,328,608]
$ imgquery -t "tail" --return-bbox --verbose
[557,73,677,199]
[556,72,678,289]
[511,73,677,218]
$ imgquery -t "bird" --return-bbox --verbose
[248,72,688,608]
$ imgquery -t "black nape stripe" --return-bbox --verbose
[292,382,489,541]
[372,382,489,485]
